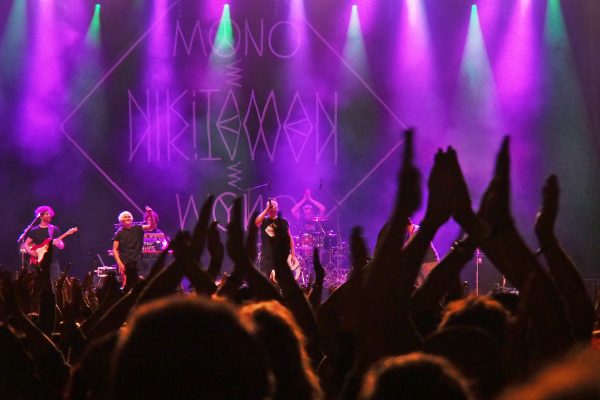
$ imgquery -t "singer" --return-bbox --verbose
[255,198,296,278]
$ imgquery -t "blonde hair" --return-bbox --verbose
[118,211,133,222]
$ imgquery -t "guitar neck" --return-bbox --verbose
[54,228,77,242]
[55,232,70,241]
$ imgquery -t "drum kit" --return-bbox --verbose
[291,216,349,288]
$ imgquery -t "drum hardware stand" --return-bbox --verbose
[97,253,108,268]
[474,248,484,295]
[320,181,345,270]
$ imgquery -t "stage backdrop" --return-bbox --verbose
[1,0,599,284]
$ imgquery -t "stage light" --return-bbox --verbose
[348,3,361,39]
[342,0,367,75]
[212,2,234,57]
[0,0,27,81]
[86,2,101,44]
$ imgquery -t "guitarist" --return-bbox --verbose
[24,205,65,282]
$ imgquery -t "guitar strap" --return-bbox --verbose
[49,224,55,240]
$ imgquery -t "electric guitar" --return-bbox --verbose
[29,227,78,265]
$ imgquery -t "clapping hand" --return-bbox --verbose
[535,175,559,238]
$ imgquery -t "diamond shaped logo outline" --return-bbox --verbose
[59,0,408,215]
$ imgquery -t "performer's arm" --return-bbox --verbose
[24,237,37,257]
[142,206,156,231]
[254,203,271,227]
[303,188,326,216]
[290,192,307,220]
[113,240,125,274]
[288,227,296,259]
[53,238,65,250]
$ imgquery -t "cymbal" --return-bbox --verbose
[309,216,329,222]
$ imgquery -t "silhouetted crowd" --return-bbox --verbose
[2,131,600,399]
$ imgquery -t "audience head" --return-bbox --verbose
[498,346,600,400]
[424,326,504,398]
[439,295,510,345]
[110,296,272,400]
[240,300,322,400]
[359,352,473,400]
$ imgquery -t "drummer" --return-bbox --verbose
[291,188,327,235]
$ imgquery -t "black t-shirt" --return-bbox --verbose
[26,225,62,246]
[260,216,289,261]
[113,225,144,265]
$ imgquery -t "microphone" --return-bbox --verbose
[319,178,323,190]
[268,179,272,191]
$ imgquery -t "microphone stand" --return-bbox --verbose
[242,182,270,193]
[241,181,271,255]
[242,182,272,216]
[17,215,40,270]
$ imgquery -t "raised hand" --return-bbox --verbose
[478,137,512,230]
[309,247,325,311]
[171,231,192,261]
[535,174,559,238]
[446,147,475,226]
[392,129,421,221]
[423,149,452,228]
[376,130,421,260]
[349,226,369,274]
[206,221,224,281]
[190,195,214,261]
[313,247,325,285]
[227,197,249,268]
[533,174,594,342]
[245,212,259,263]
